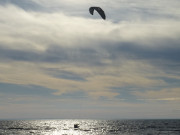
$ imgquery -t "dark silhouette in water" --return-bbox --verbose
[74,124,79,129]
[89,7,106,20]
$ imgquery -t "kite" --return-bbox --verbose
[89,7,106,20]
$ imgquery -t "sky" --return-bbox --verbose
[0,0,180,119]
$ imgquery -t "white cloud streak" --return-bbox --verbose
[134,88,180,101]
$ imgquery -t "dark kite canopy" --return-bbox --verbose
[89,7,106,20]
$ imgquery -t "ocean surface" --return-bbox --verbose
[0,119,180,135]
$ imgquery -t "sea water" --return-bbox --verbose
[0,119,179,135]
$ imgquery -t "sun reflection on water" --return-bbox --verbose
[1,119,179,135]
[49,129,81,135]
[38,119,99,135]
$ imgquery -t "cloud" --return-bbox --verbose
[133,88,180,101]
[1,92,180,119]
[1,4,180,63]
[0,0,180,101]
[0,59,167,99]
[0,82,57,96]
[0,0,43,11]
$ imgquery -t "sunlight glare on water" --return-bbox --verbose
[0,119,180,135]
[39,119,100,135]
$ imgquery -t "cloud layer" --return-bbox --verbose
[0,0,180,119]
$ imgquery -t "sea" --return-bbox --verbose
[0,119,180,135]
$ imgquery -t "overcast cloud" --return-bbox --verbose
[0,0,180,119]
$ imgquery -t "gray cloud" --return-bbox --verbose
[46,69,87,81]
[0,37,180,70]
[1,0,180,21]
[0,0,43,11]
[0,82,57,97]
[0,44,105,66]
[104,41,180,62]
[0,46,40,61]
